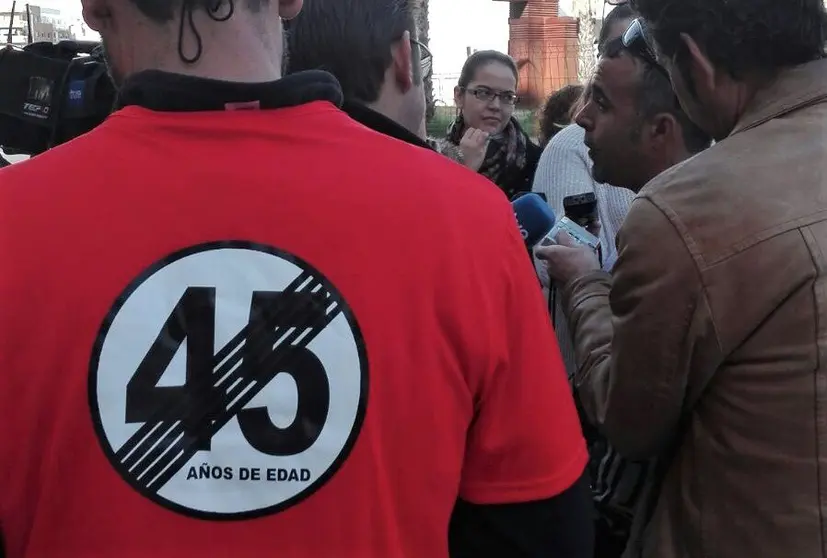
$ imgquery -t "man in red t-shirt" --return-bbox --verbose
[0,1,591,556]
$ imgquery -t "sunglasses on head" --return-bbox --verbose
[621,18,669,78]
[621,19,685,110]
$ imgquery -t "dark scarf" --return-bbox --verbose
[445,113,529,196]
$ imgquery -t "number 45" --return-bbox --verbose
[124,287,331,457]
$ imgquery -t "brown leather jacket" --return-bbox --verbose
[561,58,827,558]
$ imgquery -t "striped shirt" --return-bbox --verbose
[532,124,635,370]
[531,124,648,529]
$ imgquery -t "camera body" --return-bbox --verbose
[0,40,115,155]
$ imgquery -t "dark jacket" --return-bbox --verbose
[341,101,433,151]
[501,138,542,198]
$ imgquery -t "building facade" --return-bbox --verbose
[0,2,93,45]
[494,0,580,108]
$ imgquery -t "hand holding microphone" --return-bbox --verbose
[512,193,602,286]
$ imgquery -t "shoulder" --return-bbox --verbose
[288,106,518,238]
[548,124,587,152]
[635,135,794,268]
[538,125,589,170]
[534,125,592,188]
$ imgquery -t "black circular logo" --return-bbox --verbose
[88,241,369,520]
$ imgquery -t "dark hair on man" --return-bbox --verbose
[603,40,711,154]
[630,0,827,81]
[128,0,267,23]
[538,84,584,146]
[286,0,419,104]
[457,50,518,89]
[597,3,635,51]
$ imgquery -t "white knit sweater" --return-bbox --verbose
[531,124,636,374]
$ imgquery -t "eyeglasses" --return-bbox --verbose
[463,87,518,106]
[412,39,433,79]
[621,18,669,78]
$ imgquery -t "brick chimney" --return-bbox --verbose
[494,0,580,108]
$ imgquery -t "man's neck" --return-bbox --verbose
[367,97,416,136]
[650,146,692,182]
[138,17,283,83]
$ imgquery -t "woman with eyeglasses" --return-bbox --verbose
[437,50,542,199]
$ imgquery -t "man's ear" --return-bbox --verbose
[679,32,716,94]
[279,0,303,20]
[81,0,112,32]
[391,30,414,94]
[645,112,678,150]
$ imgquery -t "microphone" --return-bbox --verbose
[512,193,556,247]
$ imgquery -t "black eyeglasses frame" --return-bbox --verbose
[412,39,433,80]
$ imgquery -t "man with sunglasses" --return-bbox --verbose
[287,0,431,149]
[541,25,710,558]
[575,36,709,193]
[541,0,827,555]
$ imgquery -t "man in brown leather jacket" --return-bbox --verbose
[538,0,827,556]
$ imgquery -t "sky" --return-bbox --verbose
[17,1,512,68]
[0,0,73,10]
[430,0,509,75]
[8,0,556,102]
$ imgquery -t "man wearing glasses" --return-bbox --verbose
[287,0,432,149]
[286,2,595,558]
[541,0,827,556]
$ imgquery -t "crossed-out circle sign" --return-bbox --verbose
[89,241,369,520]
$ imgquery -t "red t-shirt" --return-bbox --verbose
[0,99,587,557]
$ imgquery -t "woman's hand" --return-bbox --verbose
[459,128,490,172]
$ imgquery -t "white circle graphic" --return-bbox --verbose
[89,242,368,519]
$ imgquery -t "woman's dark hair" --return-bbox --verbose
[538,84,584,146]
[457,50,519,89]
[631,0,827,81]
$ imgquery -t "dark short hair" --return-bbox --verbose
[597,3,635,51]
[603,42,711,153]
[630,0,827,80]
[457,50,518,89]
[128,0,268,22]
[286,0,418,104]
[538,84,584,145]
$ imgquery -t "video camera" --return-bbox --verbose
[0,40,116,158]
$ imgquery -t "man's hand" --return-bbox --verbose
[584,218,601,238]
[535,232,601,285]
[459,128,490,172]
